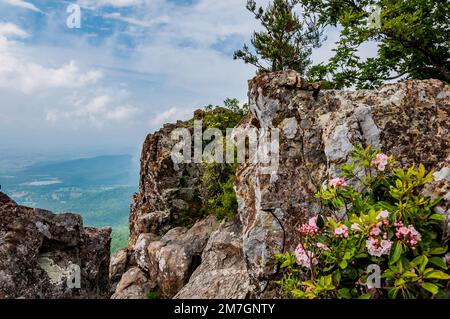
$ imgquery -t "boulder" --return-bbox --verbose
[111,267,153,299]
[0,193,111,299]
[174,218,252,299]
[146,215,218,298]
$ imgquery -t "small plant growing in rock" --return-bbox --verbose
[200,99,248,221]
[147,290,160,299]
[277,145,450,299]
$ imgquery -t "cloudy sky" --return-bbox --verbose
[0,0,349,156]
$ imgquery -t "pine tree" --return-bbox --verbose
[234,0,323,75]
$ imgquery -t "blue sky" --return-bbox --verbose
[0,0,373,156]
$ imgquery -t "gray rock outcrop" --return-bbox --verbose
[112,70,449,299]
[0,193,111,299]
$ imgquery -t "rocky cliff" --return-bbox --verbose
[112,70,450,299]
[0,192,111,299]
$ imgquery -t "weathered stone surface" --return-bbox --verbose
[146,215,218,298]
[423,161,450,231]
[0,193,111,299]
[236,71,450,292]
[111,215,218,299]
[134,233,159,271]
[174,218,251,299]
[129,122,204,246]
[109,248,129,294]
[111,267,153,299]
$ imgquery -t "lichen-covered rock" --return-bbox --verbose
[111,267,153,299]
[111,215,217,299]
[109,248,129,294]
[0,193,111,299]
[423,161,450,231]
[146,215,217,298]
[236,70,450,292]
[174,218,252,299]
[129,121,204,247]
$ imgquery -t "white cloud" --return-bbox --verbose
[0,22,28,38]
[0,34,102,94]
[103,12,170,28]
[77,0,143,9]
[0,0,285,152]
[5,0,42,12]
[46,93,140,127]
[150,107,178,126]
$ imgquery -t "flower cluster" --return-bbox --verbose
[366,238,393,257]
[371,153,388,171]
[376,210,389,221]
[278,148,450,299]
[394,221,421,249]
[298,217,319,236]
[295,244,318,269]
[328,178,347,188]
[316,242,330,251]
[333,225,349,238]
[365,211,392,256]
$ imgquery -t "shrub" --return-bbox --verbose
[199,99,248,221]
[277,145,450,299]
[201,162,238,221]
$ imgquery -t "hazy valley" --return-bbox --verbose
[0,154,139,252]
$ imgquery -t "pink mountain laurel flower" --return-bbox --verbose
[371,153,388,171]
[316,242,330,251]
[295,244,318,269]
[370,225,382,236]
[334,225,349,238]
[376,210,390,220]
[328,178,347,188]
[366,238,393,257]
[308,216,318,227]
[298,216,320,235]
[394,222,422,249]
[351,223,361,231]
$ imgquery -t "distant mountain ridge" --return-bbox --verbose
[0,154,139,253]
[14,154,138,187]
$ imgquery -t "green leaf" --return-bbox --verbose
[429,214,445,222]
[357,293,371,299]
[324,275,333,287]
[390,242,402,265]
[429,257,448,270]
[339,260,348,269]
[402,271,418,279]
[424,270,450,280]
[421,282,439,295]
[388,288,399,299]
[429,247,448,255]
[411,255,428,273]
[395,278,406,287]
[337,288,352,299]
